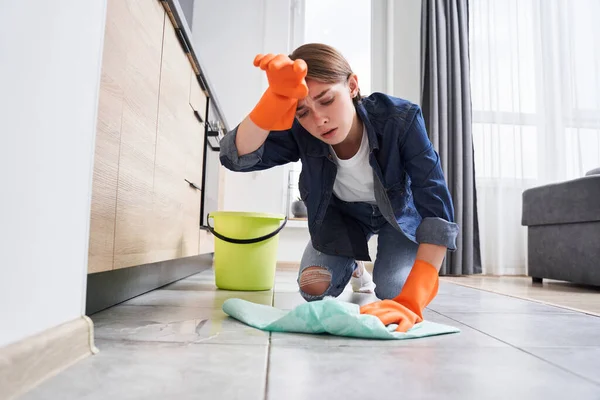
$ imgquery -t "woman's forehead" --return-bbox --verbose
[305,80,343,97]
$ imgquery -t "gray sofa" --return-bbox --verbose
[521,168,600,286]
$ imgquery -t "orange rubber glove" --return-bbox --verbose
[249,53,308,131]
[360,260,440,332]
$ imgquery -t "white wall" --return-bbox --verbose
[191,0,291,215]
[0,0,106,348]
[371,0,422,104]
[277,226,310,262]
[392,0,422,104]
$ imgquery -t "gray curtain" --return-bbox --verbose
[420,0,482,275]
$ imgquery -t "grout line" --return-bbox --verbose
[94,337,268,348]
[263,337,272,400]
[262,284,277,399]
[430,309,600,388]
[263,333,272,400]
[441,280,600,317]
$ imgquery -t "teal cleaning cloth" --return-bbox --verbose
[222,298,460,340]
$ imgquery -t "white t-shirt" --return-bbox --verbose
[329,127,376,203]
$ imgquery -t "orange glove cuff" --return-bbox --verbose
[393,259,440,321]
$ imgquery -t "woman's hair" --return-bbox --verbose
[290,43,361,106]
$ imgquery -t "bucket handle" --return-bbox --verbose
[206,214,288,244]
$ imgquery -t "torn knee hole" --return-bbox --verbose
[299,266,332,296]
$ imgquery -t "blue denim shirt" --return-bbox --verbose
[219,93,459,261]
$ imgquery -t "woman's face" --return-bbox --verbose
[295,75,359,145]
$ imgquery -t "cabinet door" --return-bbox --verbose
[88,0,127,273]
[187,69,206,188]
[113,0,165,269]
[153,15,196,262]
[181,103,204,257]
[188,71,211,255]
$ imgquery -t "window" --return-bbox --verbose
[286,0,372,218]
[469,0,600,275]
[470,0,600,183]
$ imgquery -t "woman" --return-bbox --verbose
[220,43,458,332]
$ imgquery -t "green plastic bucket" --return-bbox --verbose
[207,211,287,291]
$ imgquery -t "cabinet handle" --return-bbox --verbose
[208,142,220,152]
[194,110,204,123]
[175,28,190,54]
[185,179,201,191]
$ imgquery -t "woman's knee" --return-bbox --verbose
[298,266,332,299]
[374,284,402,300]
[373,271,409,300]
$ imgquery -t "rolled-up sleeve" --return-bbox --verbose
[219,125,300,172]
[219,127,265,171]
[415,217,459,250]
[400,106,459,250]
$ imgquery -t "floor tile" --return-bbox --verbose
[273,270,299,281]
[183,270,217,282]
[22,340,268,400]
[162,279,217,291]
[428,289,575,314]
[121,288,273,309]
[442,276,600,316]
[272,291,305,310]
[92,305,269,345]
[443,312,600,347]
[270,309,506,348]
[273,281,301,293]
[273,290,378,310]
[267,346,600,399]
[522,347,600,384]
[23,269,600,399]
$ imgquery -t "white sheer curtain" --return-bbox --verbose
[469,0,600,275]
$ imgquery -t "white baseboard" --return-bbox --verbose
[0,316,98,399]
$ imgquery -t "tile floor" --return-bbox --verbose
[442,275,600,316]
[22,269,600,399]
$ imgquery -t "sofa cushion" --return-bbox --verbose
[522,175,600,226]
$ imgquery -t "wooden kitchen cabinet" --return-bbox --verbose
[183,72,206,256]
[152,15,191,263]
[87,0,128,273]
[181,94,205,256]
[88,0,216,273]
[112,0,165,270]
[181,114,204,257]
[89,0,165,272]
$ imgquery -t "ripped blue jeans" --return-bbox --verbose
[297,198,418,301]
